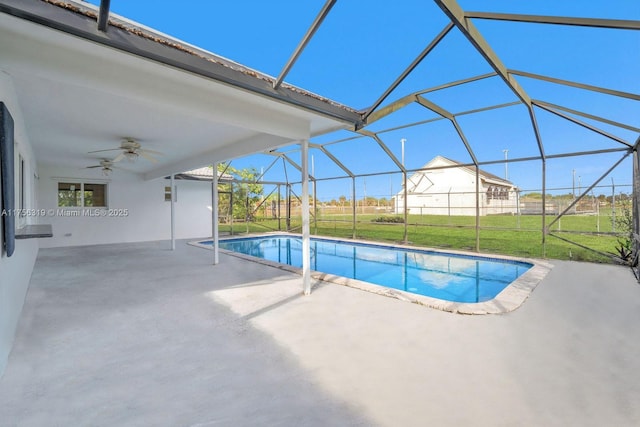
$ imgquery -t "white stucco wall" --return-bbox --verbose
[37,165,213,248]
[0,71,39,377]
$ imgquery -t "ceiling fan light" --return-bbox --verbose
[124,151,138,162]
[102,168,112,176]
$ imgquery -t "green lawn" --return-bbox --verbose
[219,213,625,263]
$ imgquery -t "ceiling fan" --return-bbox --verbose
[85,159,119,176]
[88,138,162,163]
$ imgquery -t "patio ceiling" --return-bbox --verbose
[0,0,362,180]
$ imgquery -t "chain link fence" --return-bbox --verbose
[218,181,633,263]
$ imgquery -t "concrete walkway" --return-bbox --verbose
[1,240,639,426]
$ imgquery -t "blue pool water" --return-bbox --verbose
[203,236,532,303]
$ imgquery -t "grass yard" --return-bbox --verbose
[219,212,626,263]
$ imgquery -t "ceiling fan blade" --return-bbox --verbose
[85,165,102,169]
[139,151,158,163]
[112,152,126,163]
[140,148,163,155]
[88,148,121,154]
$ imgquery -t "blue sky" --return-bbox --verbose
[87,0,639,200]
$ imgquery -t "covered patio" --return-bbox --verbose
[1,241,639,426]
[0,1,639,425]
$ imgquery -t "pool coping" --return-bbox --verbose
[189,232,553,315]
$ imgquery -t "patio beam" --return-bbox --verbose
[534,102,633,147]
[415,95,453,119]
[508,70,640,101]
[358,130,405,172]
[212,162,220,265]
[170,174,176,251]
[403,171,408,243]
[314,145,355,178]
[274,0,337,90]
[301,139,311,295]
[434,0,546,162]
[365,93,417,126]
[352,177,357,239]
[144,134,289,181]
[417,72,498,95]
[254,156,280,182]
[465,11,640,30]
[372,99,520,137]
[451,117,479,166]
[532,100,640,134]
[453,101,522,118]
[415,95,479,165]
[434,0,532,106]
[266,151,316,181]
[365,72,499,125]
[475,166,480,252]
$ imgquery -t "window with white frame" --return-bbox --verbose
[57,181,107,207]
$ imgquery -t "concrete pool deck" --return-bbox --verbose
[1,240,639,426]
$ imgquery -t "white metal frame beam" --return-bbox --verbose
[212,163,219,265]
[301,140,311,294]
[357,130,405,172]
[274,0,337,90]
[464,11,640,31]
[363,22,455,122]
[434,0,546,158]
[533,103,633,148]
[509,70,640,102]
[531,100,640,134]
[309,143,355,178]
[414,95,479,165]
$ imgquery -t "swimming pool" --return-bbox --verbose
[200,235,533,304]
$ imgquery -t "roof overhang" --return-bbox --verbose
[0,0,364,179]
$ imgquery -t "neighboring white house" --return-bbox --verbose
[394,156,519,216]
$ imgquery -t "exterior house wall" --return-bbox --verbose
[394,157,518,216]
[0,72,39,377]
[37,165,213,248]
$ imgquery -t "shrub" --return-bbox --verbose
[614,202,634,264]
[371,216,404,224]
